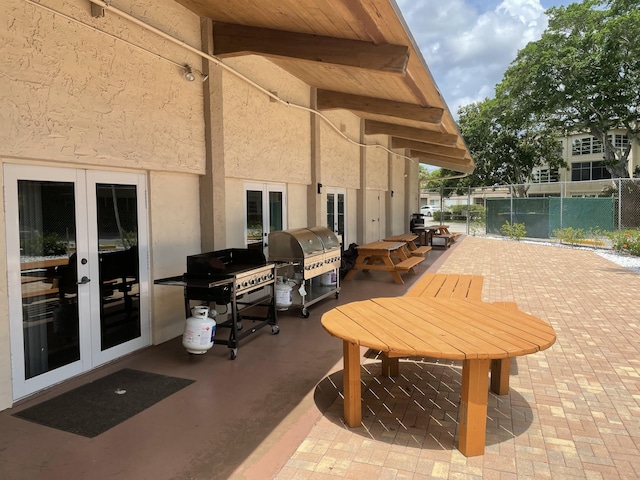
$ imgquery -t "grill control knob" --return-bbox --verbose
[268,273,274,279]
[236,283,241,290]
[242,281,249,287]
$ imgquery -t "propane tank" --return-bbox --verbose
[320,270,337,286]
[275,276,293,311]
[182,306,217,354]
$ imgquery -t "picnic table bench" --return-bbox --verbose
[343,241,424,284]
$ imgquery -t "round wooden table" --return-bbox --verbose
[321,296,556,456]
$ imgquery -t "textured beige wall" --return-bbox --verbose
[221,56,311,184]
[0,0,205,173]
[365,135,389,191]
[320,111,361,189]
[149,172,202,344]
[389,154,409,235]
[225,178,247,248]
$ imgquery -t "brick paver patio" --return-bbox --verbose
[275,236,640,479]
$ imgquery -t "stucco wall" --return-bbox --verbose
[365,134,389,191]
[0,162,9,410]
[0,0,205,173]
[221,56,311,184]
[149,172,201,344]
[320,111,361,190]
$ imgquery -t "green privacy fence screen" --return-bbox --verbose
[486,197,615,238]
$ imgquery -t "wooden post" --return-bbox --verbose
[458,358,491,456]
[490,358,510,395]
[381,353,399,377]
[343,341,362,427]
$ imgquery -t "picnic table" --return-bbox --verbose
[382,234,431,257]
[321,296,556,456]
[428,224,459,248]
[342,241,424,284]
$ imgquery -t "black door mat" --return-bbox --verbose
[13,368,195,438]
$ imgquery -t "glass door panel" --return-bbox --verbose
[246,189,264,250]
[96,183,140,351]
[326,188,346,246]
[17,180,80,379]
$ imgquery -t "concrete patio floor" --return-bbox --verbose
[1,235,640,479]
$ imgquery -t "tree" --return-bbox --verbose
[498,0,640,178]
[454,97,565,197]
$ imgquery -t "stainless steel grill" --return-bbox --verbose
[268,226,341,317]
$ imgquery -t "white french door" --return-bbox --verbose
[244,182,287,256]
[326,187,346,246]
[4,164,150,400]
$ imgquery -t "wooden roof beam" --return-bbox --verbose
[392,138,466,158]
[365,120,457,145]
[409,150,475,173]
[212,22,409,75]
[317,89,443,124]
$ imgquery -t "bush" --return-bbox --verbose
[21,232,68,256]
[608,229,640,256]
[500,221,526,241]
[552,227,585,247]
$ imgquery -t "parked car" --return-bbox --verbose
[420,205,441,216]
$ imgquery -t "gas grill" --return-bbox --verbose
[268,226,341,317]
[154,248,278,359]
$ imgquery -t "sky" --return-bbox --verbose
[396,0,576,118]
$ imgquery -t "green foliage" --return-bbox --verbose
[552,227,586,247]
[455,97,565,196]
[498,0,640,178]
[500,221,527,241]
[21,232,68,256]
[609,229,640,256]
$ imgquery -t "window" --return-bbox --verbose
[572,134,628,156]
[572,136,603,156]
[531,167,559,183]
[571,161,611,181]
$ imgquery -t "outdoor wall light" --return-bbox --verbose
[183,65,208,82]
[184,65,196,82]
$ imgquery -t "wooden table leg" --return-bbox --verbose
[343,341,362,427]
[381,353,399,377]
[490,358,510,395]
[382,257,404,284]
[458,358,491,457]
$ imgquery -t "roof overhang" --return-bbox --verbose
[175,0,474,173]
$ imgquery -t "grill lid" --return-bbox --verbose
[268,228,326,260]
[308,226,340,251]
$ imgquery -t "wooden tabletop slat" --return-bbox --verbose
[320,310,391,351]
[412,298,555,355]
[378,298,507,359]
[336,302,419,357]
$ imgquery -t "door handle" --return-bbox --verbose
[76,276,91,285]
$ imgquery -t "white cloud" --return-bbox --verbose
[396,0,550,117]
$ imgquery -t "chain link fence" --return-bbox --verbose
[420,178,640,239]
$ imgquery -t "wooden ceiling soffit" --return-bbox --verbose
[365,120,457,145]
[212,22,409,75]
[409,150,474,173]
[317,89,443,124]
[391,138,466,158]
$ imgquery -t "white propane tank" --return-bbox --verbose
[182,306,216,354]
[275,277,293,311]
[320,270,337,286]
